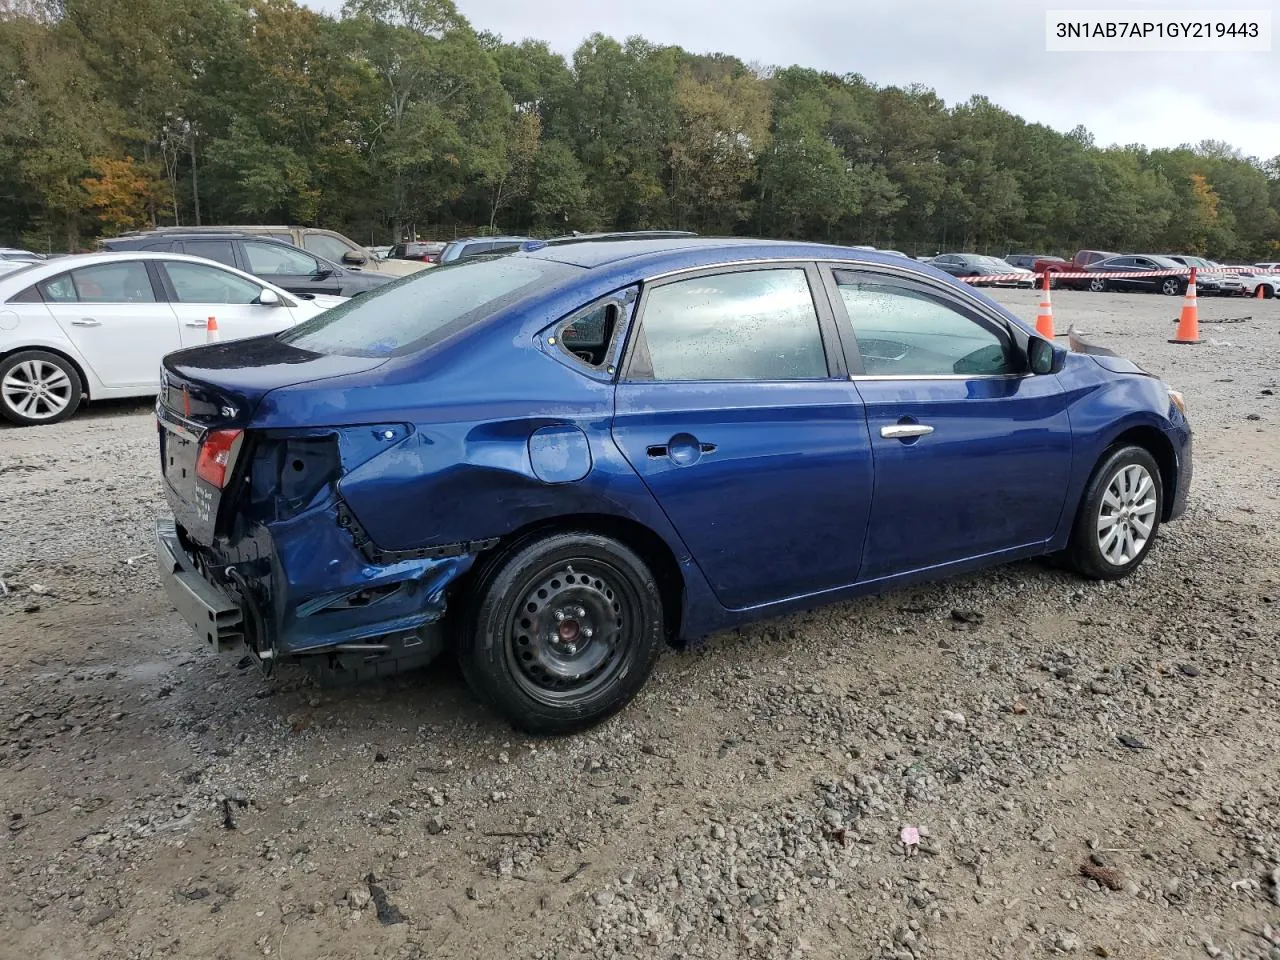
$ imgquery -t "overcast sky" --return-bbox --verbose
[307,0,1279,161]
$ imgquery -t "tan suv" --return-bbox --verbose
[139,226,427,278]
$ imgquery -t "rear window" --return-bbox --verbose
[278,256,573,358]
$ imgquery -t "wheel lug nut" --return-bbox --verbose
[554,611,565,621]
[583,628,593,638]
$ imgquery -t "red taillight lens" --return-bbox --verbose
[196,429,243,488]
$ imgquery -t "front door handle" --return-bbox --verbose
[184,320,209,327]
[70,318,100,327]
[881,423,934,439]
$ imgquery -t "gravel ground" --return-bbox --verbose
[1,288,1278,960]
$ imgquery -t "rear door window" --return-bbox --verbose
[39,262,156,303]
[180,239,237,268]
[626,268,828,381]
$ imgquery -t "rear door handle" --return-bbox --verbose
[881,424,934,439]
[184,320,208,327]
[70,318,100,327]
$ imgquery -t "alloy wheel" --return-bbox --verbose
[1,359,73,421]
[1096,463,1158,566]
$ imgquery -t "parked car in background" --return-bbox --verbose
[1163,255,1242,296]
[928,253,1035,287]
[1044,250,1120,288]
[390,240,446,264]
[1005,254,1063,271]
[438,236,531,264]
[1082,255,1188,295]
[151,236,1190,733]
[368,245,393,260]
[107,226,425,277]
[0,252,342,426]
[1231,266,1280,299]
[0,259,40,276]
[1,247,45,261]
[101,233,393,299]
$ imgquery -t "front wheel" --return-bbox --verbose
[0,350,83,426]
[458,532,664,735]
[1062,445,1163,581]
[1161,277,1184,296]
[1088,277,1108,293]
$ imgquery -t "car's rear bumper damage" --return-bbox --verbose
[154,512,472,679]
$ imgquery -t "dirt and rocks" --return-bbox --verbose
[1,288,1278,960]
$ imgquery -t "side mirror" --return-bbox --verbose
[1027,337,1060,374]
[258,288,281,306]
[342,251,368,266]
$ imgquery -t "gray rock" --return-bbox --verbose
[426,815,445,835]
[347,887,372,910]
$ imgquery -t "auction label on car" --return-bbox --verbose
[1046,9,1271,51]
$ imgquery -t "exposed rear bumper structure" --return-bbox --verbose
[155,519,246,653]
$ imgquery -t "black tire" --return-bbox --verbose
[458,531,664,735]
[0,350,83,426]
[1088,277,1108,293]
[1161,277,1184,296]
[1062,445,1163,581]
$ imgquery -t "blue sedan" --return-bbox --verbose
[153,237,1191,733]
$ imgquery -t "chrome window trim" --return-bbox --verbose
[849,373,1032,382]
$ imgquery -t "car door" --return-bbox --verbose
[1128,256,1163,291]
[931,255,962,276]
[37,260,179,389]
[158,259,299,348]
[241,239,342,295]
[827,267,1072,582]
[611,264,875,610]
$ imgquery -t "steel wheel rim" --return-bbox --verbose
[505,559,638,706]
[2,360,73,420]
[1096,463,1157,566]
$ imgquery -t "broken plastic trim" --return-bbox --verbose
[335,501,499,564]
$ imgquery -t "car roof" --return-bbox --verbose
[512,236,929,273]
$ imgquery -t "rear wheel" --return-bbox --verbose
[1161,277,1184,296]
[0,350,83,426]
[1062,445,1163,581]
[1088,277,1108,293]
[458,532,664,734]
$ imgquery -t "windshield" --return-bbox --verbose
[278,256,574,358]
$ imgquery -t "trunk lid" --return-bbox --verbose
[158,335,386,545]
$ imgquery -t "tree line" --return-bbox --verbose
[2,0,1278,260]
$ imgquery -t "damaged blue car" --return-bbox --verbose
[154,236,1191,734]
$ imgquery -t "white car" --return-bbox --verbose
[1233,267,1280,299]
[0,252,345,426]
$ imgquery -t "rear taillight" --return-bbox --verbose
[196,429,243,488]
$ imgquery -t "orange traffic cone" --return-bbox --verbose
[1256,283,1266,299]
[1035,272,1055,339]
[206,316,219,343]
[1169,268,1200,344]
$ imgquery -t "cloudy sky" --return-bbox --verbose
[308,0,1279,160]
